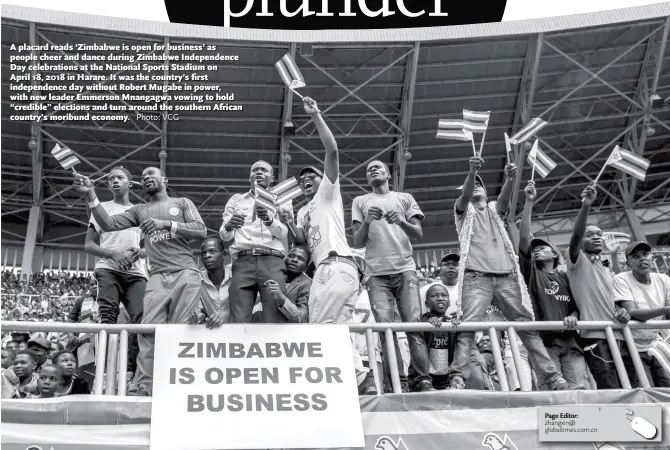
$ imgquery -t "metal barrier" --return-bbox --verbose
[3,320,670,396]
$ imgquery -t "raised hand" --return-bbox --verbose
[604,234,619,254]
[581,182,597,206]
[504,163,517,179]
[303,97,319,116]
[524,180,536,202]
[469,156,484,173]
[73,172,93,194]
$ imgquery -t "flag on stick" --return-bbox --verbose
[436,120,471,141]
[504,132,512,164]
[509,118,547,145]
[276,53,306,96]
[463,109,490,156]
[51,144,80,171]
[595,145,650,182]
[254,184,278,216]
[271,177,302,207]
[527,140,556,180]
[462,110,490,133]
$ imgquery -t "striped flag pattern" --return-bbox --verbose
[436,119,473,141]
[607,145,651,181]
[51,144,80,170]
[254,184,278,216]
[271,177,302,207]
[462,109,490,133]
[275,53,306,90]
[527,140,557,178]
[509,118,547,145]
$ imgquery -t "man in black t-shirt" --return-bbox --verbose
[519,181,589,389]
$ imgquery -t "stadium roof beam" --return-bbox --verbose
[510,33,543,219]
[393,42,419,193]
[629,17,670,205]
[279,43,297,182]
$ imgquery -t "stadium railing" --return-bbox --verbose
[2,320,670,396]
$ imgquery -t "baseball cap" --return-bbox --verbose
[27,337,51,351]
[625,241,651,258]
[530,238,552,251]
[457,175,485,190]
[298,166,324,179]
[440,253,460,264]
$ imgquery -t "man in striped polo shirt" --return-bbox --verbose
[74,166,207,396]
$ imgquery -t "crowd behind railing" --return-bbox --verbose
[3,97,670,401]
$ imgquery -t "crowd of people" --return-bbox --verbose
[2,96,670,399]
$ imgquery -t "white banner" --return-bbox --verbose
[150,324,364,450]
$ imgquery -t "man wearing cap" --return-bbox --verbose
[449,156,573,390]
[566,182,631,389]
[519,180,589,389]
[220,160,289,324]
[27,337,51,369]
[294,97,376,394]
[84,165,147,383]
[613,241,670,387]
[351,159,432,392]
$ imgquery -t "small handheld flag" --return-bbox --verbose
[527,140,556,180]
[51,144,80,171]
[271,177,302,207]
[463,109,490,156]
[595,145,650,182]
[254,184,278,217]
[504,132,512,163]
[276,53,306,97]
[509,118,547,145]
[436,120,476,155]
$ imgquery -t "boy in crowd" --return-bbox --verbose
[519,181,589,389]
[84,166,147,380]
[613,241,670,387]
[421,283,456,390]
[351,159,432,392]
[266,245,312,323]
[450,156,572,390]
[31,364,65,399]
[53,350,91,395]
[1,350,39,398]
[566,182,631,389]
[2,348,15,372]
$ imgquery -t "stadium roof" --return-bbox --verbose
[2,4,669,248]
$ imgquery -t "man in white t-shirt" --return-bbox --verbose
[613,241,670,387]
[351,160,431,392]
[437,253,460,317]
[294,97,376,395]
[84,166,148,379]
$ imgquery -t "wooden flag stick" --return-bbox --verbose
[594,162,608,183]
[470,138,477,157]
[504,132,512,164]
[478,127,488,157]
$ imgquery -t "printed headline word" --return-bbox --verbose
[220,0,450,27]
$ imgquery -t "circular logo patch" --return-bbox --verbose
[169,207,179,216]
